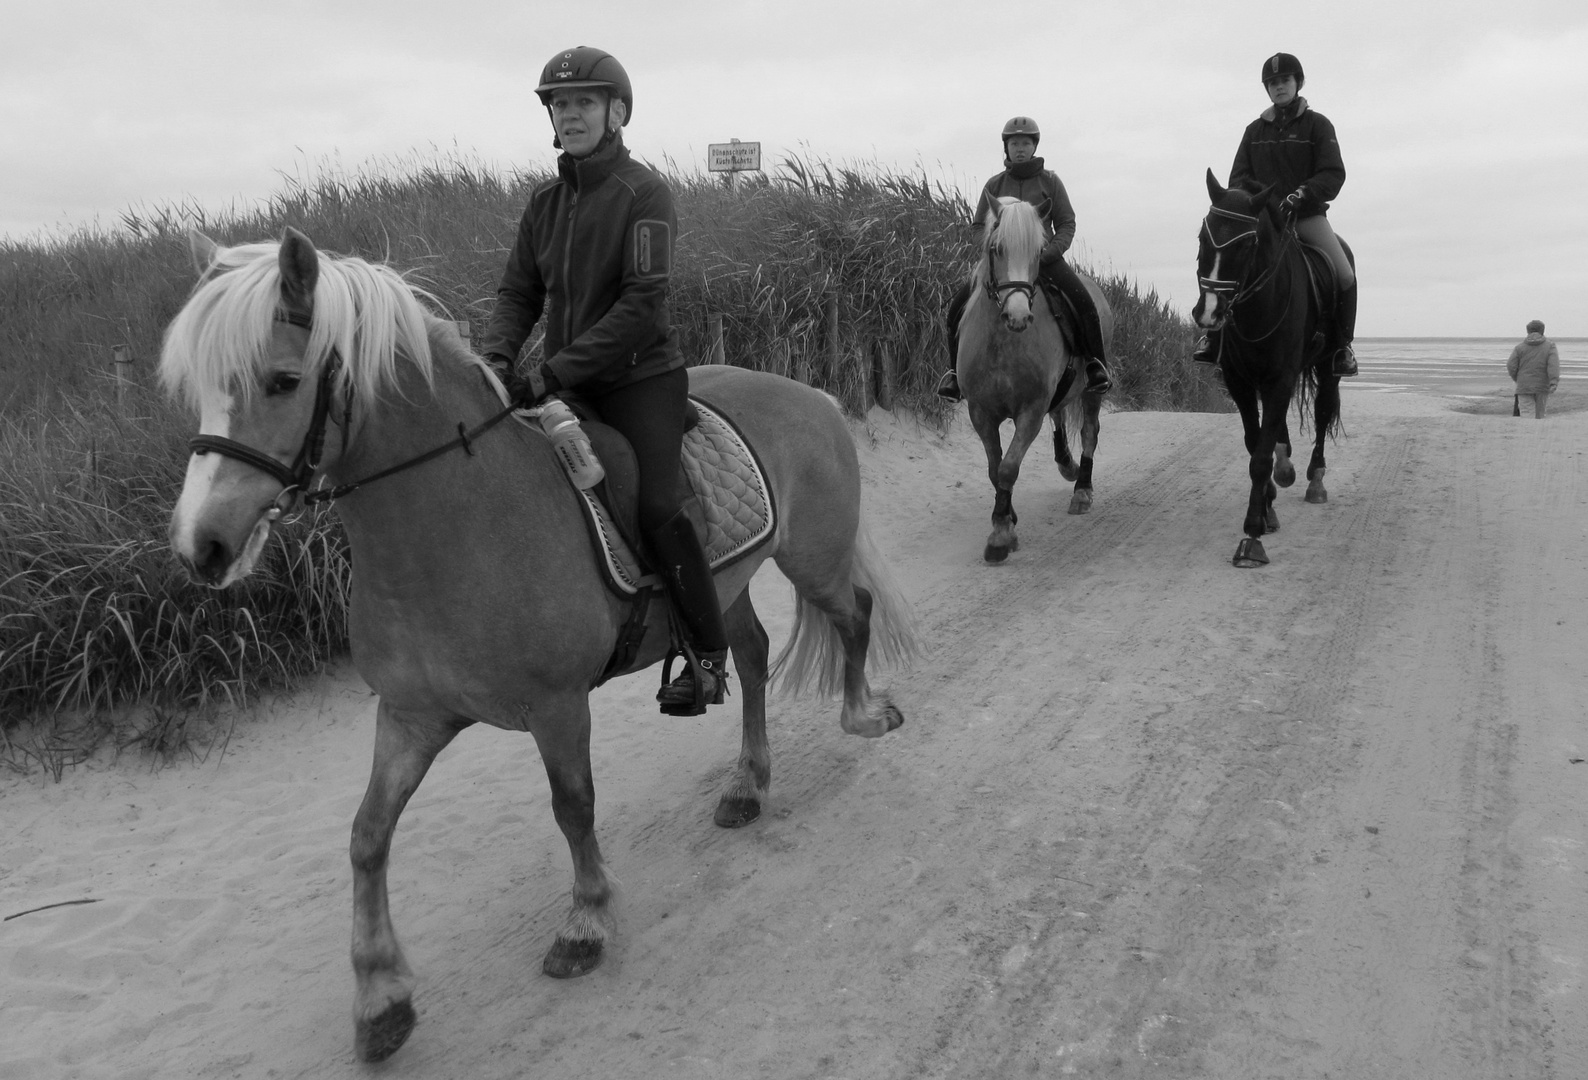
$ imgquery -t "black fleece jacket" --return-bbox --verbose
[482,134,684,394]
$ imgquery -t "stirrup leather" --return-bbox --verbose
[657,642,730,716]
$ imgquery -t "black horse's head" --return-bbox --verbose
[1193,168,1281,330]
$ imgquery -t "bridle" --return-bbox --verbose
[1197,204,1296,341]
[187,310,517,520]
[981,218,1039,309]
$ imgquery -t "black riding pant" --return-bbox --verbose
[945,259,1107,367]
[590,366,689,534]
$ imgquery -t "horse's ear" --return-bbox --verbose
[278,227,320,311]
[1205,168,1226,203]
[189,229,220,275]
[989,199,1004,225]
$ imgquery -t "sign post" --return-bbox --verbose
[707,139,761,190]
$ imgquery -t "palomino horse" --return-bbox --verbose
[161,228,917,1062]
[957,197,1113,563]
[1192,170,1344,567]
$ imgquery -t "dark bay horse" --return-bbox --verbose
[1192,170,1344,567]
[161,229,917,1061]
[958,197,1113,563]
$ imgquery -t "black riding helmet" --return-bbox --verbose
[1001,115,1041,149]
[1259,52,1305,90]
[537,47,634,150]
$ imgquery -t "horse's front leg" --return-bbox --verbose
[968,405,1013,562]
[1229,387,1272,567]
[351,701,469,1062]
[529,693,617,979]
[988,406,1046,562]
[1068,392,1103,515]
[716,588,771,828]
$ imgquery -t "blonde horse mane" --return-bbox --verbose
[970,196,1046,290]
[160,238,439,412]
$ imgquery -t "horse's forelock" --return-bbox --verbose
[159,241,435,412]
[977,198,1044,285]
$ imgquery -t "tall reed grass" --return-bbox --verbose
[0,153,1216,752]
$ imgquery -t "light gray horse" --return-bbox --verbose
[956,197,1113,562]
[161,228,916,1062]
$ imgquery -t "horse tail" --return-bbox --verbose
[771,508,920,698]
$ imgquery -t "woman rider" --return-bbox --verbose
[1194,52,1358,377]
[483,46,729,716]
[936,116,1113,403]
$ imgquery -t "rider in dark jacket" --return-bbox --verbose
[484,47,729,716]
[1195,52,1358,376]
[936,116,1112,403]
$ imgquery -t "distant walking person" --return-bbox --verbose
[1194,52,1358,377]
[1507,319,1560,419]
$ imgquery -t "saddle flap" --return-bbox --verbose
[1041,281,1084,358]
[1298,242,1338,320]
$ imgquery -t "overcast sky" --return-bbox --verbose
[4,0,1584,336]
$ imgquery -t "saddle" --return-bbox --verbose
[550,395,777,683]
[1297,233,1355,357]
[1038,280,1088,359]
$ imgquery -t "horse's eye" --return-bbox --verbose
[264,372,302,397]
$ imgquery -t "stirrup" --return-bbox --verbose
[1191,335,1218,366]
[1332,345,1358,377]
[934,368,963,402]
[656,644,730,717]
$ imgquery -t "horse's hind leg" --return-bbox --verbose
[1273,412,1296,488]
[1053,417,1078,482]
[531,694,617,979]
[1067,392,1103,515]
[833,584,905,738]
[717,588,771,829]
[1307,374,1340,503]
[351,702,469,1062]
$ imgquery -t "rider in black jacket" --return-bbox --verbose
[936,116,1113,404]
[484,47,729,716]
[1195,52,1358,377]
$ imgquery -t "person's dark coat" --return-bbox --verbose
[482,134,683,395]
[970,157,1076,265]
[1508,333,1561,395]
[1229,97,1345,217]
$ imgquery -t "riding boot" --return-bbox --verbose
[1332,283,1359,377]
[649,507,730,716]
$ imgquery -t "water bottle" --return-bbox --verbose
[538,399,605,489]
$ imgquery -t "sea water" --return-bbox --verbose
[1353,338,1587,399]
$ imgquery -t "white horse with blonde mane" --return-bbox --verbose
[956,197,1113,562]
[161,227,917,1062]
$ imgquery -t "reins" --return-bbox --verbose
[187,310,517,518]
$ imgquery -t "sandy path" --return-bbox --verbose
[3,385,1584,1079]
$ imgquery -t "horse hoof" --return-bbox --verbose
[1275,461,1296,487]
[880,703,905,733]
[1232,538,1269,567]
[1058,462,1078,482]
[355,998,417,1063]
[1264,509,1280,532]
[543,938,604,979]
[1068,490,1093,515]
[983,543,1009,564]
[1305,482,1328,504]
[1008,535,1020,552]
[714,795,762,829]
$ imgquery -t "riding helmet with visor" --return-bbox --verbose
[537,46,634,124]
[1259,52,1304,90]
[1001,116,1041,149]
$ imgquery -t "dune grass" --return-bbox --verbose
[0,153,1215,767]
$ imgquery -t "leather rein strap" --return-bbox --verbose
[187,310,516,511]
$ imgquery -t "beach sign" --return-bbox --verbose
[708,139,761,173]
